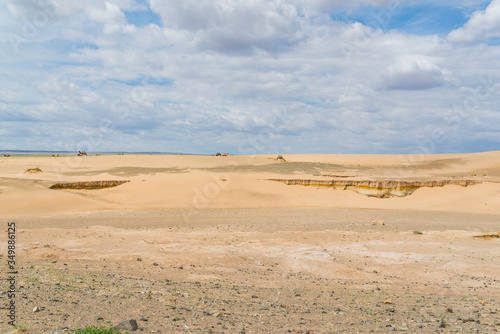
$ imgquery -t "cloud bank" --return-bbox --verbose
[0,0,499,154]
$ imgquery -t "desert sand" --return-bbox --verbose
[1,152,500,333]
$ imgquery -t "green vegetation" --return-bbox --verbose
[14,324,27,332]
[439,317,447,328]
[413,230,423,235]
[71,325,129,334]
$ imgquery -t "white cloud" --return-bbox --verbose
[150,0,307,55]
[381,58,450,90]
[0,0,499,153]
[306,0,399,12]
[448,0,500,43]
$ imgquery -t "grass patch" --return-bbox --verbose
[14,324,28,332]
[413,230,423,235]
[71,325,129,334]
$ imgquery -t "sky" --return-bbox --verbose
[0,0,499,154]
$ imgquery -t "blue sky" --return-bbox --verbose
[0,0,499,154]
[124,7,161,27]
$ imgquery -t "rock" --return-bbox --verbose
[153,262,159,266]
[384,299,393,305]
[447,307,453,313]
[115,319,139,331]
[33,306,40,312]
[137,258,142,261]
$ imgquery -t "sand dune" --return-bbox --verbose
[1,152,500,216]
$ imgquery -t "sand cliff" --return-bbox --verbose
[266,179,484,197]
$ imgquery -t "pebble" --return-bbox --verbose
[116,319,139,331]
[33,306,40,312]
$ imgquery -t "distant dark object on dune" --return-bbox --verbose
[215,152,229,156]
[276,155,286,161]
[77,151,87,156]
[50,180,130,190]
[4,154,11,157]
[215,152,222,156]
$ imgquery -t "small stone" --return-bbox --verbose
[384,299,393,305]
[140,318,148,321]
[400,327,409,331]
[251,295,258,298]
[33,306,40,313]
[153,262,159,266]
[184,324,190,330]
[115,319,139,331]
[137,258,142,261]
[447,307,453,313]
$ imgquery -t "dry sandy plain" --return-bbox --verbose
[1,152,500,333]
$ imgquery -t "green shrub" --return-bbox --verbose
[71,325,129,334]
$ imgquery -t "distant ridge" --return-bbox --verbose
[0,150,201,156]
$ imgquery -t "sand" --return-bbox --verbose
[1,152,499,333]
